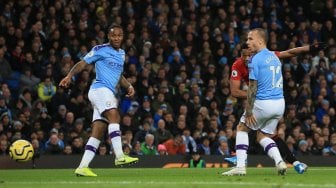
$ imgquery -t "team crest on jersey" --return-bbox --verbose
[87,51,94,57]
[232,70,238,77]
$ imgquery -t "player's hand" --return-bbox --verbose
[59,76,72,88]
[309,42,328,53]
[126,85,135,98]
[245,114,257,128]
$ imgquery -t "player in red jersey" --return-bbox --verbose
[225,42,327,174]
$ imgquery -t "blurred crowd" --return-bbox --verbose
[0,0,336,158]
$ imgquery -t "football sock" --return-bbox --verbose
[259,137,283,164]
[78,137,100,168]
[274,136,297,164]
[235,131,249,168]
[108,123,123,159]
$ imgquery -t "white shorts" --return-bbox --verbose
[88,87,118,122]
[240,99,285,134]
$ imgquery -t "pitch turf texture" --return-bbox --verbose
[0,167,335,188]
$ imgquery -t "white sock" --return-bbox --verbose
[108,123,123,159]
[78,137,100,168]
[235,131,249,168]
[259,137,283,164]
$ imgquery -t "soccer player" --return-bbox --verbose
[223,28,297,176]
[59,25,138,177]
[224,40,327,174]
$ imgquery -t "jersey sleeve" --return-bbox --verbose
[83,47,101,64]
[274,51,280,57]
[248,56,258,80]
[230,62,242,81]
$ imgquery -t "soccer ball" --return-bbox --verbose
[9,139,34,162]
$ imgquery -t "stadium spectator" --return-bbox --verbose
[97,143,108,156]
[163,134,186,155]
[154,119,173,144]
[157,144,168,155]
[44,130,65,154]
[297,140,311,156]
[189,150,206,168]
[63,145,73,155]
[133,121,154,145]
[140,133,158,155]
[37,77,57,103]
[130,141,144,156]
[215,137,231,157]
[0,140,8,156]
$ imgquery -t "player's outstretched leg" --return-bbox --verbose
[224,156,237,165]
[273,136,308,174]
[293,161,308,174]
[259,137,287,175]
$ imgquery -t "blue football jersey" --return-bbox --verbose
[248,48,283,100]
[83,43,125,94]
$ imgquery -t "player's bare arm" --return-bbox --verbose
[230,79,247,99]
[59,60,87,88]
[279,46,309,59]
[279,42,328,59]
[246,80,257,126]
[120,76,135,97]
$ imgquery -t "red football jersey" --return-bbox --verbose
[230,51,280,83]
[230,57,249,82]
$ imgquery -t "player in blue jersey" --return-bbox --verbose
[59,25,138,177]
[223,28,287,176]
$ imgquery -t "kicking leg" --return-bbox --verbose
[273,135,308,174]
[257,131,286,175]
[104,108,138,166]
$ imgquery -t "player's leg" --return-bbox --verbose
[222,122,250,176]
[104,108,138,166]
[256,99,286,175]
[273,135,308,174]
[75,88,108,176]
[97,87,138,166]
[225,131,257,165]
[75,120,106,177]
[257,131,286,175]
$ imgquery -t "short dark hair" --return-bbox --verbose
[241,43,248,49]
[108,24,122,32]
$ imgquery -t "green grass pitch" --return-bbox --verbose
[0,167,335,188]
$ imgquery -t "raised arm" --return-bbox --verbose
[278,46,309,59]
[279,42,328,59]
